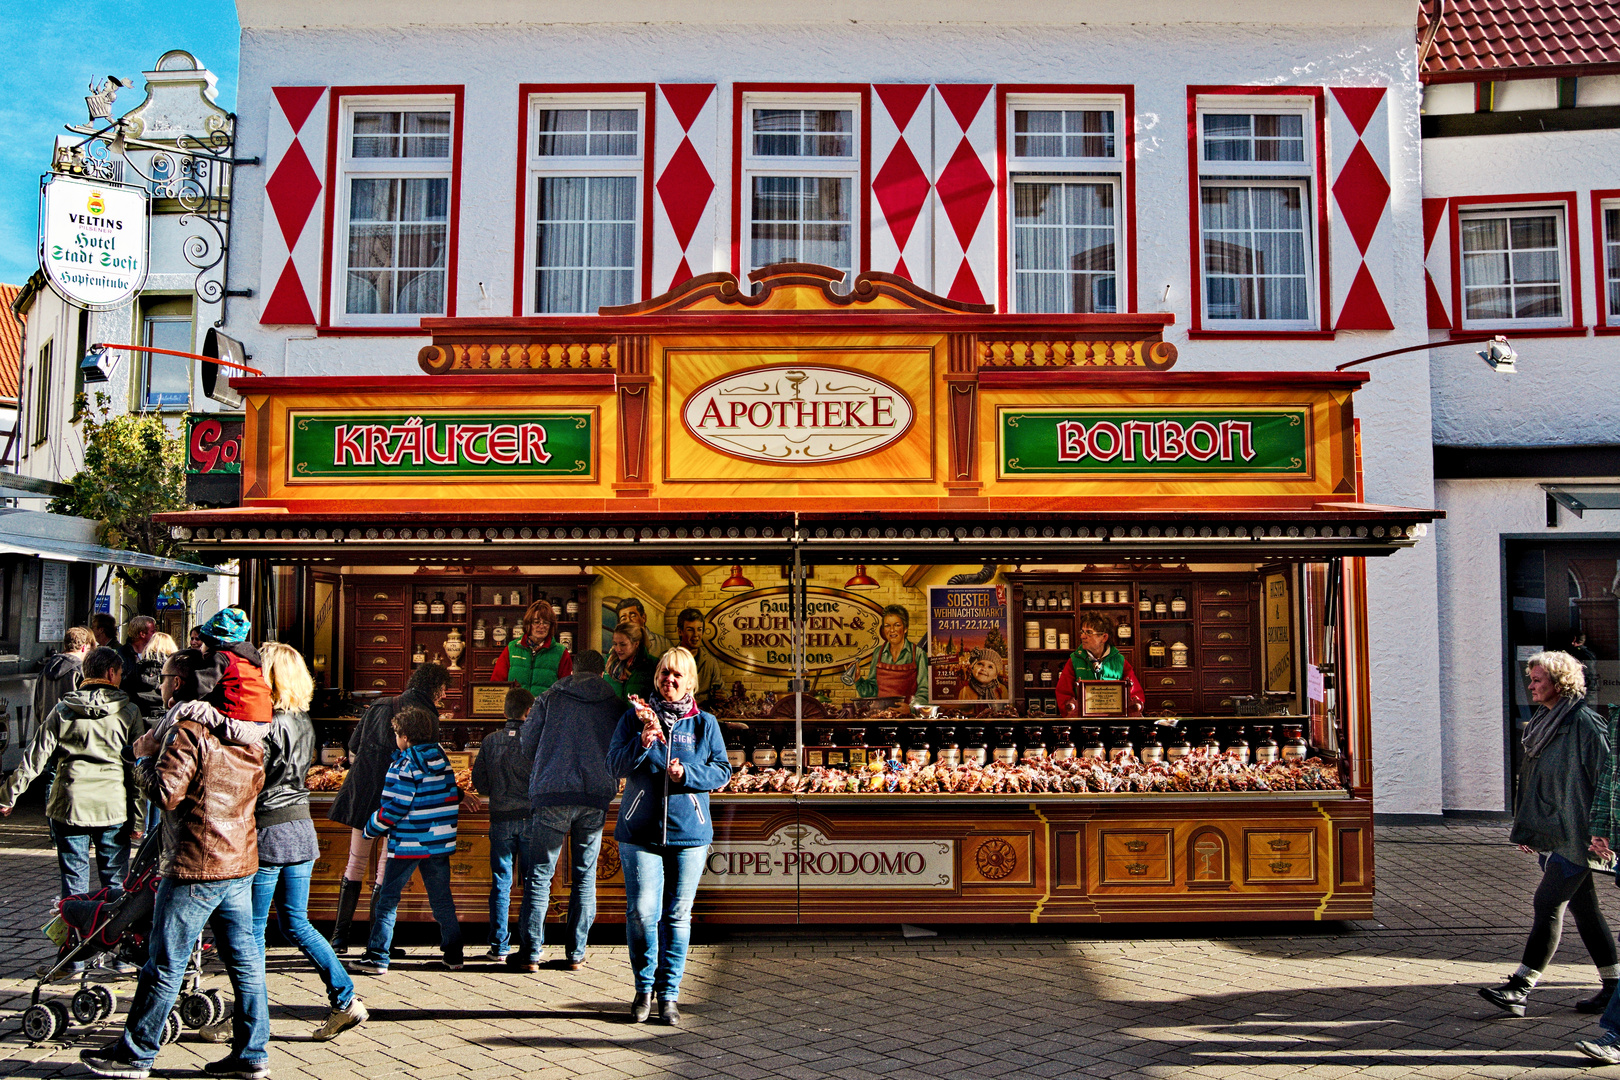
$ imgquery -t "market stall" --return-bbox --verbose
[162,264,1434,925]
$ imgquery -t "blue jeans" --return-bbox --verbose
[253,860,355,1009]
[620,841,706,1001]
[121,875,268,1067]
[50,819,129,899]
[519,806,606,964]
[363,853,462,967]
[487,818,527,954]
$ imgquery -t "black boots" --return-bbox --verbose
[630,993,652,1023]
[330,879,362,956]
[1577,979,1619,1014]
[1479,974,1534,1017]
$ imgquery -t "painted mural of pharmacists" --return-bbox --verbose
[842,604,929,706]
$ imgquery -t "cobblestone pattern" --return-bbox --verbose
[0,811,1614,1078]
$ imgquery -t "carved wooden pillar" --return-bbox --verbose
[245,396,271,500]
[614,335,653,496]
[944,332,980,495]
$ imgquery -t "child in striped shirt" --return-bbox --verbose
[354,706,465,974]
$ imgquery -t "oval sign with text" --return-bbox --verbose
[682,364,915,465]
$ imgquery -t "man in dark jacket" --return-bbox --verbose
[471,685,535,960]
[510,650,621,972]
[82,648,271,1080]
[1,646,140,900]
[117,616,156,685]
[33,627,91,728]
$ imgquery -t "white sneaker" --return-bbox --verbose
[199,1016,233,1044]
[1577,1030,1620,1064]
[310,998,368,1042]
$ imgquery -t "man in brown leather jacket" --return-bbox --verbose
[82,649,273,1080]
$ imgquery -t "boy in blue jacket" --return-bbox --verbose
[354,706,466,974]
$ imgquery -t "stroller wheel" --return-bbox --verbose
[161,1009,182,1045]
[23,1001,69,1042]
[71,987,101,1024]
[180,991,214,1029]
[90,984,117,1021]
[204,988,230,1026]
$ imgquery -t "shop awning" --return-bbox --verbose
[0,534,234,576]
[157,504,1438,563]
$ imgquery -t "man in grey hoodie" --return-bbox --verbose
[511,650,623,972]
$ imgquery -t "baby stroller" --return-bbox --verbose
[21,829,226,1043]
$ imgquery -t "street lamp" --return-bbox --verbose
[1335,333,1516,373]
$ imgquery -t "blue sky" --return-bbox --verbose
[0,1,239,285]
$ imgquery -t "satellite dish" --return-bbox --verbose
[201,329,249,408]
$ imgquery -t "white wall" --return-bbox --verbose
[229,6,1445,813]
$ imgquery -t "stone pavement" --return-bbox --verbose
[0,808,1613,1079]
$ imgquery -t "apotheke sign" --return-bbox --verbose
[702,824,955,889]
[38,174,150,310]
[682,364,914,465]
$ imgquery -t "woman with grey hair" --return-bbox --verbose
[1480,650,1616,1017]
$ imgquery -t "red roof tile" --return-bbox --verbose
[0,284,21,404]
[1421,0,1620,80]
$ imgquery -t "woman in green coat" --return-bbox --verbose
[605,624,655,703]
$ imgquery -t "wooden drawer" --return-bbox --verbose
[1147,692,1196,715]
[1197,582,1244,602]
[1098,829,1173,885]
[356,626,406,648]
[1199,604,1247,625]
[356,605,406,629]
[1204,646,1252,669]
[1201,625,1251,645]
[1145,671,1195,690]
[355,648,403,674]
[358,583,407,605]
[1244,830,1317,883]
[1202,669,1253,692]
[356,672,403,693]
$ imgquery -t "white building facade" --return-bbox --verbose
[228,0,1445,812]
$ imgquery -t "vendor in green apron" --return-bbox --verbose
[1055,611,1144,716]
[843,604,929,706]
[493,598,573,695]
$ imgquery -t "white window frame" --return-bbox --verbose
[1195,96,1318,332]
[1005,94,1128,315]
[330,94,456,328]
[525,93,645,316]
[1601,199,1620,322]
[741,92,862,290]
[1457,204,1571,330]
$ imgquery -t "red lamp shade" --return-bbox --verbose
[843,564,880,590]
[720,565,754,591]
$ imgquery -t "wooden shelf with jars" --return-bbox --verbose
[343,572,594,727]
[1008,571,1258,718]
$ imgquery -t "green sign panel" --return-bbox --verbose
[289,410,594,481]
[999,408,1309,477]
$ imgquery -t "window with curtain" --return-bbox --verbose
[1607,206,1620,319]
[337,105,453,322]
[529,104,642,314]
[1006,98,1127,314]
[1460,210,1565,325]
[1196,104,1317,330]
[744,102,858,289]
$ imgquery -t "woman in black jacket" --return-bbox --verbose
[1480,650,1617,1016]
[132,633,178,722]
[325,663,450,953]
[202,643,369,1043]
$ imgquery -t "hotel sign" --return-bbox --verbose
[682,364,915,465]
[38,174,150,310]
[287,409,596,482]
[998,407,1312,478]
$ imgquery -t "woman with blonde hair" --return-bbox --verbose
[606,647,731,1025]
[1480,650,1615,1018]
[132,632,179,721]
[203,642,368,1044]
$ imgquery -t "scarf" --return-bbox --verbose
[608,649,638,687]
[650,693,697,735]
[1523,694,1581,761]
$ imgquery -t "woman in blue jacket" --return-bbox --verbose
[605,646,731,1026]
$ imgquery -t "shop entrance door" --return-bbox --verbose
[1504,540,1620,800]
